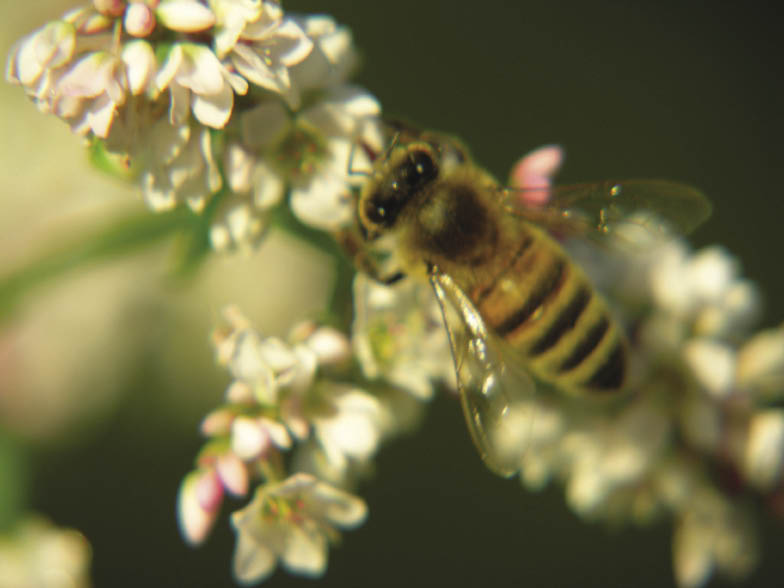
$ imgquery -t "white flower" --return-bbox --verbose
[213,306,324,406]
[231,473,366,584]
[220,3,313,109]
[138,120,223,212]
[156,42,248,129]
[6,20,76,93]
[210,142,284,251]
[672,489,757,588]
[0,516,92,588]
[646,243,759,339]
[311,386,388,474]
[233,85,382,234]
[53,51,127,137]
[352,274,453,399]
[209,193,270,251]
[209,0,266,57]
[290,14,358,92]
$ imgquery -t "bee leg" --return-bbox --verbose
[382,272,405,285]
[334,227,407,285]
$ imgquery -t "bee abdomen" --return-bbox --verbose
[585,341,626,390]
[471,229,627,396]
[493,260,567,336]
[555,310,627,395]
[528,286,592,356]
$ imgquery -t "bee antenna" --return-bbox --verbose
[380,130,402,162]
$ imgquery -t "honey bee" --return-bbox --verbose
[352,123,711,477]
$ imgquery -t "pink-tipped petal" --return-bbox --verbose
[195,468,224,511]
[217,453,250,496]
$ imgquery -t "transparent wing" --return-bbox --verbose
[430,269,537,478]
[506,179,712,240]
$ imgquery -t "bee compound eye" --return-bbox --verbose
[364,193,392,226]
[404,149,438,188]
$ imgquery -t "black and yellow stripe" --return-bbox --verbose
[472,225,627,396]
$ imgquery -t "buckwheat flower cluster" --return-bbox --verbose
[7,0,383,251]
[178,306,425,583]
[0,515,92,588]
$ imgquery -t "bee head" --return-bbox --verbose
[358,143,439,237]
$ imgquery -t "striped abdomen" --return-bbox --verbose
[470,225,626,396]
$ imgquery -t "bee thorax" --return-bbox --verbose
[412,183,496,263]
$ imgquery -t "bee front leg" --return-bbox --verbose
[334,228,407,285]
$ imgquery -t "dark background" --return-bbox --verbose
[28,1,784,587]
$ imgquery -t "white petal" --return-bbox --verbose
[200,408,235,436]
[85,92,117,137]
[122,40,157,95]
[290,174,353,231]
[225,380,255,403]
[241,101,288,149]
[310,482,368,528]
[673,517,714,588]
[225,142,256,193]
[232,416,270,460]
[210,225,231,251]
[230,43,286,91]
[689,247,736,301]
[306,327,351,365]
[261,417,292,449]
[192,81,234,128]
[683,339,736,399]
[155,44,184,92]
[168,83,191,125]
[56,53,121,99]
[331,85,381,119]
[178,44,226,95]
[281,524,327,577]
[143,171,177,211]
[253,161,285,209]
[232,526,277,584]
[257,337,298,373]
[737,328,784,392]
[157,0,217,32]
[274,19,314,66]
[217,453,250,496]
[744,410,784,490]
[14,21,76,86]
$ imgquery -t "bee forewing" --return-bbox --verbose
[430,270,538,478]
[506,179,711,241]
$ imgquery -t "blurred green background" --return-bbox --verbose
[1,1,782,586]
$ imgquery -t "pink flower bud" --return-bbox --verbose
[177,470,221,546]
[94,0,126,18]
[125,2,156,37]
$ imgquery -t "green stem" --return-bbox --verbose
[0,208,191,322]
